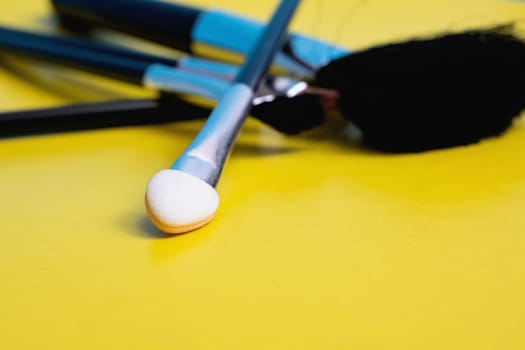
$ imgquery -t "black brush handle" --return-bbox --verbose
[0,26,157,85]
[52,0,200,53]
[0,95,210,137]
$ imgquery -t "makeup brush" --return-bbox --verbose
[0,26,324,134]
[53,0,525,152]
[0,95,211,137]
[52,0,344,78]
[145,0,301,234]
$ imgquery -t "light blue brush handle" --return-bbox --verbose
[52,0,349,79]
[192,8,349,78]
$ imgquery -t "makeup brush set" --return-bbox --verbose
[2,0,525,233]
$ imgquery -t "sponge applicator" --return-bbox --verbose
[144,0,300,234]
[145,169,219,233]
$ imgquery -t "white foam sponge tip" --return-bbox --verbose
[146,169,219,228]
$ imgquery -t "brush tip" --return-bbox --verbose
[315,27,525,152]
[251,93,325,134]
[145,169,219,234]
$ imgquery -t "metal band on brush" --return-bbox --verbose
[171,83,254,186]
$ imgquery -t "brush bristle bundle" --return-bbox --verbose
[316,25,525,152]
[251,93,325,134]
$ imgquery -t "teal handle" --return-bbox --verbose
[52,0,349,78]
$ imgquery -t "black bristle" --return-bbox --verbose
[251,93,325,134]
[315,25,525,152]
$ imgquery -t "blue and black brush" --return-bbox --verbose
[53,0,525,152]
[0,26,325,135]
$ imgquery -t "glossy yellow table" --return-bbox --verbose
[1,0,525,349]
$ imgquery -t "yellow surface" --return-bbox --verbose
[1,0,525,349]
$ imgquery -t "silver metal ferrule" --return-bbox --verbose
[143,63,229,100]
[171,83,253,186]
[144,62,306,104]
[178,56,307,98]
[143,59,308,105]
[177,56,239,81]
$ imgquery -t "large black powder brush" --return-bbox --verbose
[315,25,525,152]
[52,0,525,152]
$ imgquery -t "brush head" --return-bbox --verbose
[145,169,219,234]
[315,25,525,152]
[251,93,325,134]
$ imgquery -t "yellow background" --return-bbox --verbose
[1,0,525,349]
